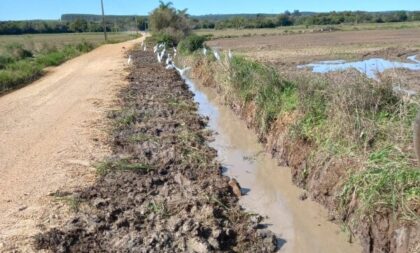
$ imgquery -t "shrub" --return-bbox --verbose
[76,40,94,52]
[5,43,33,60]
[0,55,13,69]
[154,32,177,47]
[0,40,96,93]
[178,34,207,54]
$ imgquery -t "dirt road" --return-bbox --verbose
[0,38,142,251]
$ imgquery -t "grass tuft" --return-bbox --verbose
[96,159,151,176]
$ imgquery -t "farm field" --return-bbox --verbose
[196,21,420,39]
[206,28,420,63]
[207,28,420,91]
[0,32,138,53]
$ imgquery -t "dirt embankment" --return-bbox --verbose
[184,56,419,253]
[34,50,277,252]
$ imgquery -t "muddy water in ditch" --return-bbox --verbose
[184,77,362,253]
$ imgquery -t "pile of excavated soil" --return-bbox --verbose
[34,49,277,252]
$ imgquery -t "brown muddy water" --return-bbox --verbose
[183,76,363,253]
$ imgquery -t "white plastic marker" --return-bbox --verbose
[203,47,207,56]
[127,55,133,65]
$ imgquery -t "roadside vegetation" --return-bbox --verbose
[0,32,138,93]
[176,45,420,251]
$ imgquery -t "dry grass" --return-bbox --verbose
[196,21,420,40]
[0,32,138,54]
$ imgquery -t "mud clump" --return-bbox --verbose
[34,49,277,252]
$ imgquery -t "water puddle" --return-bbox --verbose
[183,76,362,253]
[299,55,420,79]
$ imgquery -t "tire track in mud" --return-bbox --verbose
[34,49,277,252]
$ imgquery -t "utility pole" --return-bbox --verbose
[101,0,108,41]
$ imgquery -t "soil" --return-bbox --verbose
[207,29,420,64]
[34,50,277,252]
[0,38,141,251]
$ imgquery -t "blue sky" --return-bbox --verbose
[0,0,419,21]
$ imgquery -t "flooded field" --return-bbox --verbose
[298,55,420,79]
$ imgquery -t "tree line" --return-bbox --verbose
[192,10,420,29]
[0,17,148,35]
[1,10,419,35]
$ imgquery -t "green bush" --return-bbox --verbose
[178,34,207,54]
[0,41,96,93]
[154,32,177,47]
[0,55,13,69]
[5,43,33,60]
[76,40,94,52]
[0,61,42,91]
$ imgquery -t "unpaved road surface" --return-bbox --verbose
[0,38,141,251]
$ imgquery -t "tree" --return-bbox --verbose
[277,14,293,26]
[149,1,191,44]
[70,19,88,32]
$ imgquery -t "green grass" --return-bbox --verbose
[341,146,420,222]
[229,56,298,133]
[96,159,151,176]
[0,32,138,93]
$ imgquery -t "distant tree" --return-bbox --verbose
[397,11,408,22]
[70,19,88,32]
[277,14,293,26]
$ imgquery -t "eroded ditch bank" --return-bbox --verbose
[177,52,419,253]
[184,76,362,253]
[34,49,277,252]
